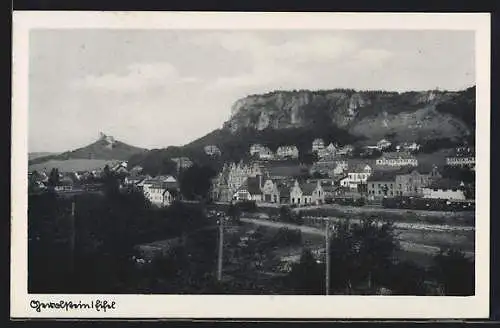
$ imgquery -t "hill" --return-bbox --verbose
[28,159,120,173]
[123,86,476,175]
[28,152,59,161]
[226,87,475,144]
[29,132,146,166]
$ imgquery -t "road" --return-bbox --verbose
[240,217,474,258]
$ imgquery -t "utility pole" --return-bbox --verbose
[217,215,224,281]
[325,218,330,295]
[70,198,76,274]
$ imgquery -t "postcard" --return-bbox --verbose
[11,11,490,319]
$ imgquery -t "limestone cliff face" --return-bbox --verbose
[223,88,474,143]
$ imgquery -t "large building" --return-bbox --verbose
[211,161,263,202]
[367,166,441,199]
[376,152,418,167]
[422,178,466,200]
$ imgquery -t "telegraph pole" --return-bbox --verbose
[217,215,224,281]
[70,198,76,274]
[325,218,330,295]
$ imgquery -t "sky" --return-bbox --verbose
[28,29,475,152]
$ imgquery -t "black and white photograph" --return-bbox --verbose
[11,12,490,319]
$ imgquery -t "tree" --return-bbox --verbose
[431,248,474,296]
[328,217,399,293]
[287,248,323,294]
[227,203,241,223]
[299,152,319,165]
[351,217,399,290]
[47,168,60,187]
[278,206,294,223]
[179,165,216,200]
[101,164,120,195]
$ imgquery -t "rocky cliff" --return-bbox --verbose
[223,87,475,144]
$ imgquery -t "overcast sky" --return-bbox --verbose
[28,29,475,152]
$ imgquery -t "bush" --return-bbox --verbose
[236,200,257,212]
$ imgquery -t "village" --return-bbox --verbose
[29,137,476,211]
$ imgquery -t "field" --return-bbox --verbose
[28,159,120,173]
[293,204,475,226]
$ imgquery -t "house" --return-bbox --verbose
[377,139,392,150]
[446,156,475,168]
[250,144,265,156]
[276,145,299,159]
[422,178,466,200]
[233,176,264,202]
[290,180,324,206]
[318,143,337,159]
[336,144,354,156]
[258,147,275,160]
[340,163,372,190]
[144,181,178,207]
[376,152,418,167]
[398,142,420,152]
[331,160,349,176]
[312,138,325,153]
[261,179,281,203]
[54,176,74,192]
[141,176,178,196]
[204,145,221,156]
[124,176,146,186]
[171,157,194,171]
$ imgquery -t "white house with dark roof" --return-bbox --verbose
[340,163,372,189]
[289,180,324,206]
[422,178,466,200]
[145,181,179,207]
[233,176,264,202]
[204,145,222,156]
[377,139,392,150]
[261,179,281,203]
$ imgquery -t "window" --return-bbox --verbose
[297,198,301,204]
[378,190,381,195]
[390,191,393,196]
[372,184,374,188]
